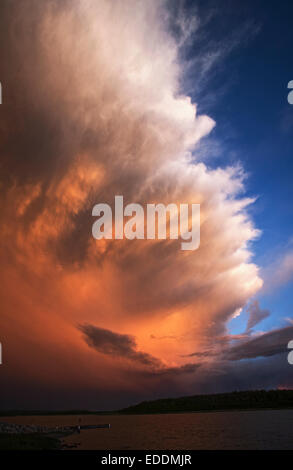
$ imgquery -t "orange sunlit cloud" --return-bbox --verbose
[2,0,283,410]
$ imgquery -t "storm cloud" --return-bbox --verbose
[0,0,278,409]
[225,326,293,361]
[245,301,270,332]
[79,323,162,368]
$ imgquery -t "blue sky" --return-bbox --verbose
[179,0,293,334]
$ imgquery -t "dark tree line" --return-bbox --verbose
[119,390,293,414]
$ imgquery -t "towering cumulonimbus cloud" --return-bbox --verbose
[0,0,266,408]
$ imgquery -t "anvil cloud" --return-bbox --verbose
[0,0,288,410]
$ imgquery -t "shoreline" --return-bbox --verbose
[1,406,293,420]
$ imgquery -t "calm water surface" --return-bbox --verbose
[3,409,293,449]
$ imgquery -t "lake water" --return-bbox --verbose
[3,409,293,449]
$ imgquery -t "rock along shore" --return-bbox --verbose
[0,421,74,435]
